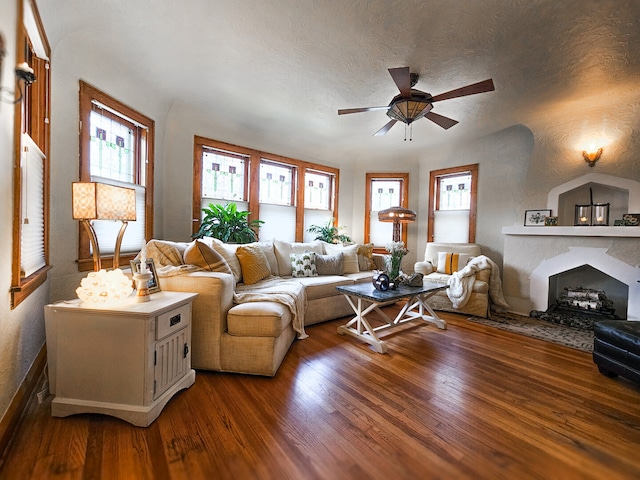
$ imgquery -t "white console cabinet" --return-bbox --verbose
[45,291,198,427]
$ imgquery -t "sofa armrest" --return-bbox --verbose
[414,261,434,275]
[159,271,234,371]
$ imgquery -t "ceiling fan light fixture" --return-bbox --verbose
[387,90,434,125]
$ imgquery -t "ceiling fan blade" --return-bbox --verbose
[388,67,412,97]
[338,106,390,115]
[373,119,398,136]
[424,111,459,130]
[430,79,495,103]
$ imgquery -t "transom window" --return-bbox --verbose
[202,147,248,201]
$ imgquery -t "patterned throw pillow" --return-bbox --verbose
[183,240,233,274]
[290,252,318,277]
[236,243,272,285]
[436,252,472,274]
[357,243,376,271]
[315,253,344,276]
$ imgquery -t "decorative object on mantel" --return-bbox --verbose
[544,216,558,226]
[582,144,603,168]
[574,187,609,226]
[623,214,640,226]
[524,209,551,226]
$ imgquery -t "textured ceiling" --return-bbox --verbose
[38,0,640,163]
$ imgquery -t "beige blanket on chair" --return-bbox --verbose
[234,277,308,339]
[447,255,509,310]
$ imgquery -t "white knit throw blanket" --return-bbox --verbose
[447,255,510,310]
[234,277,308,339]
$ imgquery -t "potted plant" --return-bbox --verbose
[307,218,351,244]
[192,202,264,243]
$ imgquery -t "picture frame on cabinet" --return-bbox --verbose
[524,209,551,226]
[130,258,161,293]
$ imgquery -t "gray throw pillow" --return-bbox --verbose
[315,252,344,276]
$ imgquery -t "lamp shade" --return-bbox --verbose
[72,182,136,221]
[378,206,417,223]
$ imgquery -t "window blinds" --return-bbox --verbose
[20,134,46,278]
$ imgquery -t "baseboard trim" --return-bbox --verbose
[0,345,47,464]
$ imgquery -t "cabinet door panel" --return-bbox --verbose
[154,328,191,399]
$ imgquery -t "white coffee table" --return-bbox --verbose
[336,282,448,353]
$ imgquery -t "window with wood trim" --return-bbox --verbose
[428,164,478,243]
[193,136,339,243]
[11,0,51,308]
[365,173,410,250]
[78,81,154,271]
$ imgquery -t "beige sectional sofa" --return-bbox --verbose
[145,238,384,377]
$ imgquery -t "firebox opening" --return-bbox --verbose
[548,265,628,319]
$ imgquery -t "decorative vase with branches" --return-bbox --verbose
[384,241,409,284]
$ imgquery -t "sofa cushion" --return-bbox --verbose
[315,253,344,275]
[290,252,318,277]
[292,275,354,300]
[236,243,272,285]
[206,238,243,283]
[437,252,473,274]
[183,240,233,274]
[227,302,291,337]
[274,239,324,276]
[357,243,376,271]
[143,239,187,267]
[323,243,359,274]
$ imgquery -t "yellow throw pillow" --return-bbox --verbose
[236,243,272,285]
[436,252,472,274]
[184,240,233,274]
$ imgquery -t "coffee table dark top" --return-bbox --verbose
[336,281,447,303]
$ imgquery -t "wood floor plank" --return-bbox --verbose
[2,308,640,479]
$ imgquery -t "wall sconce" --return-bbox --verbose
[378,206,416,242]
[1,62,37,104]
[582,145,603,168]
[72,182,137,271]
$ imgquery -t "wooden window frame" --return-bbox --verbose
[364,172,410,253]
[193,136,340,242]
[77,81,155,271]
[427,163,478,243]
[11,0,51,308]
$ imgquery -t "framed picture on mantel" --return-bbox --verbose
[524,209,551,226]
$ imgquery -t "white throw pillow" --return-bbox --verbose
[436,252,472,274]
[274,239,324,276]
[323,243,359,274]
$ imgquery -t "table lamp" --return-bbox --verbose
[72,182,137,270]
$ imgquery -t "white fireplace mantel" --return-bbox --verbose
[502,226,640,237]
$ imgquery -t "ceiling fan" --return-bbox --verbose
[338,67,495,138]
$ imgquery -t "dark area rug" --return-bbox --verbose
[467,311,594,352]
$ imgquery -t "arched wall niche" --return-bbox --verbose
[547,173,640,226]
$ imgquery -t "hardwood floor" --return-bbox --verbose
[2,308,640,479]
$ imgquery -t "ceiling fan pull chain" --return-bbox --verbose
[404,123,407,141]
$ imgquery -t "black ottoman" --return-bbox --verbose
[593,320,640,385]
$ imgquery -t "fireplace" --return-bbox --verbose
[502,173,640,321]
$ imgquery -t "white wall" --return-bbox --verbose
[0,0,49,424]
